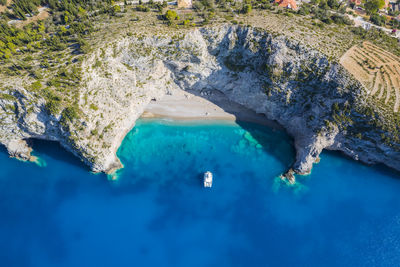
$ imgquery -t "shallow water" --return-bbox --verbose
[1,119,400,267]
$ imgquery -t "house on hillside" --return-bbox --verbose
[275,0,298,10]
[349,0,362,6]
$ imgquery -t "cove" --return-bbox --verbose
[1,119,400,267]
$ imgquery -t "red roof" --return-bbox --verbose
[275,0,297,10]
[350,0,362,5]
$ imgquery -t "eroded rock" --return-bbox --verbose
[1,25,399,177]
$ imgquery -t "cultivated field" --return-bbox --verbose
[340,42,400,112]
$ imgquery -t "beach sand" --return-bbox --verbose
[142,89,282,129]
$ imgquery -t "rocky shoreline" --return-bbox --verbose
[1,25,400,181]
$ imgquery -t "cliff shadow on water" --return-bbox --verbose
[0,143,7,157]
[235,118,296,172]
[166,27,297,174]
[161,25,398,177]
[18,139,91,171]
[187,89,296,173]
[325,149,400,180]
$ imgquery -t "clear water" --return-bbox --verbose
[1,119,400,267]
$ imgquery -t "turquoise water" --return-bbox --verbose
[1,119,400,266]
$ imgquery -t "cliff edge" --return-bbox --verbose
[1,25,399,178]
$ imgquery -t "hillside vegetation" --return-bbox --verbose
[0,0,399,153]
[0,0,400,176]
[0,0,118,117]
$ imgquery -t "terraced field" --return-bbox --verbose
[340,42,400,112]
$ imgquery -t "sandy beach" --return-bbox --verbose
[142,89,282,129]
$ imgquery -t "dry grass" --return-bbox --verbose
[340,42,400,112]
[13,7,49,29]
[87,8,361,61]
[243,10,359,60]
[0,0,12,13]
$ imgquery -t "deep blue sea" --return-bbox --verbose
[1,119,400,267]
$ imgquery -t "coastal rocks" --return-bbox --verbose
[290,125,339,175]
[1,24,400,177]
[5,139,33,161]
[280,169,296,185]
[0,86,49,163]
[71,46,174,172]
[157,25,400,176]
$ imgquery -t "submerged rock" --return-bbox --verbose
[280,169,296,185]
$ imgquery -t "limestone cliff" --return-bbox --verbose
[1,25,399,177]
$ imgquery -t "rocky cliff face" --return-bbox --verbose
[1,25,399,177]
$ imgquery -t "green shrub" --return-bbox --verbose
[164,10,179,24]
[45,99,61,115]
[242,4,252,14]
[136,5,150,12]
[91,129,98,136]
[365,0,385,15]
[61,105,80,123]
[31,81,42,91]
[0,93,16,101]
[370,14,386,26]
[90,103,99,110]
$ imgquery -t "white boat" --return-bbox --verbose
[203,171,213,188]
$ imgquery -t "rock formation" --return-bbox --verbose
[1,25,399,178]
[178,0,192,8]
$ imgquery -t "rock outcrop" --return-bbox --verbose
[1,25,400,178]
[177,0,192,8]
